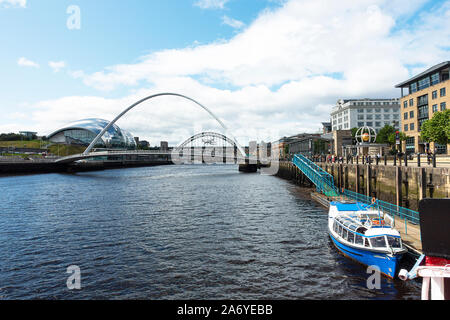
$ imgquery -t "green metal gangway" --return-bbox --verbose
[292,154,339,197]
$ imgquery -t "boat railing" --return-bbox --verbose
[341,189,420,234]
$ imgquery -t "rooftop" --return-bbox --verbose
[395,61,450,88]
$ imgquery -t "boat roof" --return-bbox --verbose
[331,201,370,211]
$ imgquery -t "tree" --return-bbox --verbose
[376,125,396,144]
[420,109,450,146]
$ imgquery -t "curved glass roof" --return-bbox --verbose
[47,118,136,148]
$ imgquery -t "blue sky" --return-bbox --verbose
[1,0,449,145]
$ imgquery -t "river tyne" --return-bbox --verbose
[0,164,421,299]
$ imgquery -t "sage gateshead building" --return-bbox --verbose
[47,118,137,149]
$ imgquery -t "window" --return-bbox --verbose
[431,72,440,86]
[433,104,438,113]
[366,115,373,120]
[417,94,428,106]
[406,137,415,153]
[418,105,429,120]
[347,232,355,243]
[418,77,430,90]
[404,112,408,120]
[441,102,447,111]
[410,82,417,93]
[342,228,347,240]
[432,91,438,99]
[358,122,364,127]
[364,238,370,248]
[355,234,363,246]
[370,236,387,248]
[375,122,381,127]
[404,124,408,131]
[409,111,414,118]
[409,99,413,106]
[366,108,373,113]
[366,122,373,127]
[375,108,381,113]
[419,118,427,131]
[385,108,391,112]
[358,115,364,120]
[338,225,343,236]
[403,101,407,108]
[410,123,414,131]
[375,114,381,120]
[393,114,400,120]
[387,236,401,248]
[440,87,446,97]
[358,109,364,113]
[384,114,390,120]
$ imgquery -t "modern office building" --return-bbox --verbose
[330,98,401,132]
[395,61,450,154]
[47,118,137,149]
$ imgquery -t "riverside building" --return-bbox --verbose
[395,61,450,155]
[330,98,400,133]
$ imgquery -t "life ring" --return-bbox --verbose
[371,197,376,204]
[372,218,385,226]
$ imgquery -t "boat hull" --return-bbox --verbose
[329,232,402,278]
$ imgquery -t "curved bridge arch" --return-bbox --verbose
[176,132,239,150]
[83,93,246,157]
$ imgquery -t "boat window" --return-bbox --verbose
[338,225,343,235]
[347,231,355,243]
[342,229,348,240]
[355,234,363,245]
[364,238,370,247]
[370,236,387,248]
[387,236,401,248]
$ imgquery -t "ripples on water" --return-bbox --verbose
[0,165,421,299]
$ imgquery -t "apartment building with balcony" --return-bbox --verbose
[395,61,450,154]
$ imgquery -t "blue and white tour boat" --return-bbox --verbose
[328,200,407,278]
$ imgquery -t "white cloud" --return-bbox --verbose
[19,0,450,144]
[222,15,245,29]
[0,0,26,8]
[194,0,229,10]
[48,61,66,73]
[17,57,39,68]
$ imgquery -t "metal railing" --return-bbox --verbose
[342,189,420,228]
[292,154,339,197]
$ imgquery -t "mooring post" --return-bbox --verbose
[395,166,402,207]
[417,154,421,167]
[355,165,360,194]
[404,153,408,167]
[366,164,371,197]
[384,154,387,166]
[433,153,437,168]
[419,168,426,200]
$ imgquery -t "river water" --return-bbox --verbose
[0,164,421,299]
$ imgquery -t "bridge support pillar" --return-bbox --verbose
[238,159,257,173]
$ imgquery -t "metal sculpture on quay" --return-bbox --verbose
[355,126,377,144]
